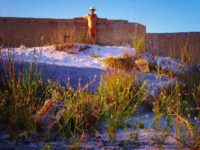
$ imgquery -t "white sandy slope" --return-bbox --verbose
[1,44,136,69]
[144,52,190,74]
[1,44,181,96]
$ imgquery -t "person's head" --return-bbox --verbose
[89,6,95,14]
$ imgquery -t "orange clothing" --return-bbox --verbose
[84,13,98,44]
[85,14,97,29]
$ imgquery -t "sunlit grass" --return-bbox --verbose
[102,51,137,71]
[0,45,199,149]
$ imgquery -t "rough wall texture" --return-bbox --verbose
[147,32,200,63]
[0,17,146,47]
[1,17,199,63]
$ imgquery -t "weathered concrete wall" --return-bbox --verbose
[147,32,200,63]
[0,17,146,47]
[1,17,199,63]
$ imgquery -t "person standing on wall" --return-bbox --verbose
[83,6,98,44]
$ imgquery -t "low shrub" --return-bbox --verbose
[62,93,101,135]
[102,51,136,71]
[55,43,74,51]
[176,66,200,90]
[152,83,200,149]
[0,60,45,133]
[0,46,199,149]
[97,70,146,136]
[132,34,146,54]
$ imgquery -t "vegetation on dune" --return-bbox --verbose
[97,70,146,139]
[43,69,146,139]
[0,46,199,149]
[0,56,46,133]
[152,84,200,148]
[102,51,137,71]
[132,34,146,54]
[102,56,135,70]
[0,49,145,138]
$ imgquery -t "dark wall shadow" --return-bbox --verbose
[0,61,104,91]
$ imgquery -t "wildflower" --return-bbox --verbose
[69,87,73,91]
[92,105,101,116]
[73,93,77,97]
[47,79,52,83]
[66,93,71,98]
[55,90,61,96]
[54,100,64,107]
[67,105,73,113]
[143,80,148,85]
[67,77,70,82]
[152,83,156,87]
[110,91,114,96]
[167,107,173,113]
[80,131,88,142]
[112,101,117,107]
[39,80,43,84]
[194,117,199,122]
[104,101,110,110]
[76,114,81,122]
[97,141,104,147]
[61,86,65,90]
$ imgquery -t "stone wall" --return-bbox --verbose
[147,32,200,63]
[1,17,199,63]
[0,17,146,47]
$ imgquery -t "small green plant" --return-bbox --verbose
[44,77,101,136]
[42,144,52,150]
[62,93,101,135]
[68,140,81,150]
[176,66,200,90]
[133,122,145,129]
[152,129,167,147]
[132,34,146,54]
[0,48,46,135]
[151,83,200,149]
[0,43,200,149]
[179,34,200,65]
[98,70,146,139]
[90,54,99,58]
[132,129,140,142]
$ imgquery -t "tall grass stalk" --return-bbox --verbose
[152,83,200,149]
[132,34,146,53]
[98,70,146,139]
[0,48,45,135]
